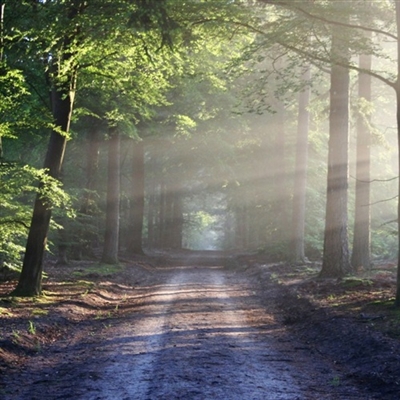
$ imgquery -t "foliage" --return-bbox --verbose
[0,163,73,269]
[184,210,220,250]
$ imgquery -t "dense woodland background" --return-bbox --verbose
[1,1,400,299]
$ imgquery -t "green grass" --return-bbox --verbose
[72,263,125,278]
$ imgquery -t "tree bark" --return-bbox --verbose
[12,78,75,296]
[128,140,145,255]
[394,1,400,307]
[235,205,247,250]
[159,178,167,248]
[351,52,372,272]
[272,99,289,250]
[101,127,120,264]
[72,123,101,259]
[146,164,157,248]
[320,29,351,278]
[291,67,311,263]
[82,124,101,214]
[170,189,183,249]
[163,182,174,248]
[396,85,400,306]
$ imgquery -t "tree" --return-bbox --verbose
[127,139,145,255]
[351,51,372,272]
[102,127,121,264]
[291,67,311,263]
[320,24,352,278]
[12,0,82,296]
[394,0,400,306]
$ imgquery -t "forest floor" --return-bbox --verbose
[0,250,400,399]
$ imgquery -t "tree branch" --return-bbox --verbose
[369,195,398,206]
[276,40,396,88]
[0,220,30,229]
[258,1,398,41]
[350,175,399,183]
[192,11,396,89]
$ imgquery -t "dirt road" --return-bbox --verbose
[4,265,377,399]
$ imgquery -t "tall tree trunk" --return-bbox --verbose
[12,76,76,296]
[272,99,289,252]
[394,1,400,307]
[320,30,351,278]
[12,0,84,296]
[235,204,247,250]
[0,2,4,65]
[73,123,101,259]
[291,67,311,263]
[0,2,3,160]
[351,52,372,272]
[128,140,145,255]
[146,162,157,248]
[163,182,174,248]
[159,178,166,248]
[102,128,120,264]
[82,124,101,214]
[170,189,183,249]
[147,191,155,248]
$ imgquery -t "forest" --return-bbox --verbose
[3,1,400,398]
[1,0,399,296]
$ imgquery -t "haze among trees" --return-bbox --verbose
[1,0,400,303]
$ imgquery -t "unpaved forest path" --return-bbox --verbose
[7,261,377,399]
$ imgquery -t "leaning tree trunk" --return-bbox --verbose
[291,67,311,263]
[351,52,372,272]
[320,29,351,278]
[12,77,76,296]
[12,1,83,296]
[128,140,145,255]
[102,127,120,264]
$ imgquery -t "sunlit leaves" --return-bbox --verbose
[0,65,30,139]
[0,163,74,268]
